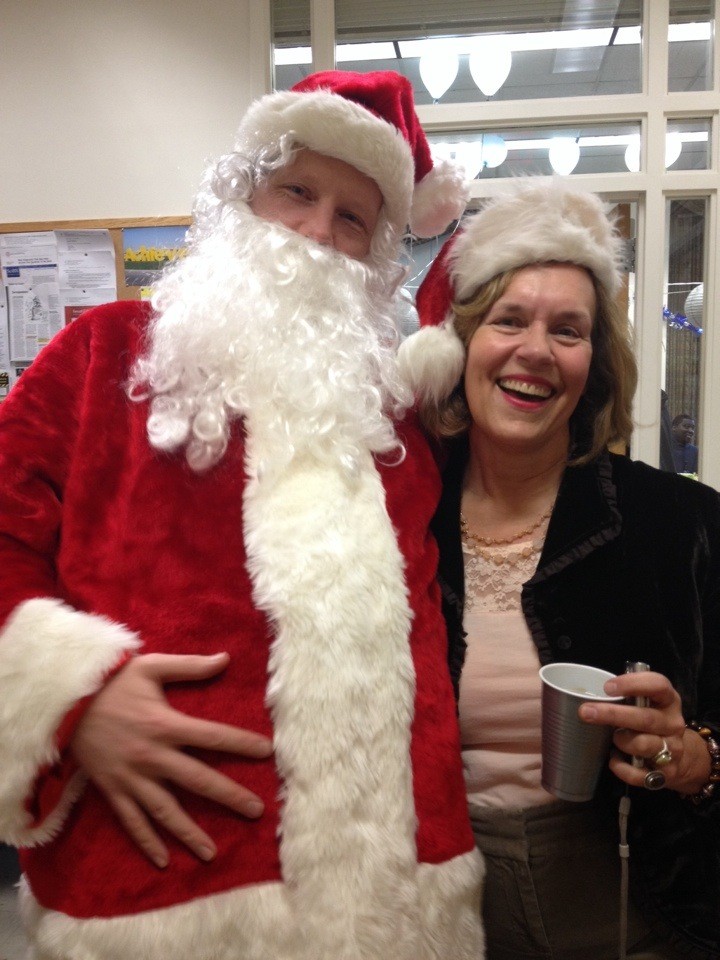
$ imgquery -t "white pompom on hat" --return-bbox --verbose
[234,70,467,240]
[399,178,625,401]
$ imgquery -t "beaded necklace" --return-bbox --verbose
[460,506,553,570]
[459,505,553,548]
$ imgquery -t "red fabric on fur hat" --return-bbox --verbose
[291,70,434,186]
[415,233,459,328]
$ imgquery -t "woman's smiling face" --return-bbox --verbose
[464,262,595,459]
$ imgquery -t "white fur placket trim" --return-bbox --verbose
[18,849,484,960]
[0,599,141,846]
[242,426,421,957]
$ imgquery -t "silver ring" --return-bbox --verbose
[650,738,673,768]
[644,769,666,791]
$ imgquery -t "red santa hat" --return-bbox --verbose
[234,70,467,239]
[399,177,625,401]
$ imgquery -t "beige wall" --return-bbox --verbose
[1,0,269,222]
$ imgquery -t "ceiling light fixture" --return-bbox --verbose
[274,22,711,68]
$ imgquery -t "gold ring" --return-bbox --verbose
[651,738,673,768]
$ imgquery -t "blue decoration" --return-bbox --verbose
[663,307,702,337]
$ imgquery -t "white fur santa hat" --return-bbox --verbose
[234,70,467,239]
[399,177,625,401]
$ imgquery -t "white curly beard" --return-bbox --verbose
[129,204,412,476]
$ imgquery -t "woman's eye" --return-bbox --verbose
[491,315,520,327]
[555,326,582,339]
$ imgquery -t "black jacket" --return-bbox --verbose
[433,439,720,957]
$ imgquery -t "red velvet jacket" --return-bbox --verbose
[0,302,484,960]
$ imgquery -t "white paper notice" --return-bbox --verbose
[0,232,57,271]
[59,252,116,289]
[56,229,117,319]
[1,233,60,363]
[8,282,62,363]
[0,296,10,399]
[0,229,117,366]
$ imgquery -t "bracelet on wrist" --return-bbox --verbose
[686,721,720,805]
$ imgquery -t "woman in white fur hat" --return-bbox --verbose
[400,179,720,959]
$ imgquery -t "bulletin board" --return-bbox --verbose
[0,216,192,301]
[0,216,191,396]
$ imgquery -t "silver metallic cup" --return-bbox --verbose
[539,663,623,802]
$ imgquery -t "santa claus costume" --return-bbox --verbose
[0,72,485,959]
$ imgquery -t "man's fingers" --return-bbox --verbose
[104,760,263,864]
[110,782,226,866]
[133,780,221,862]
[160,750,266,819]
[108,792,170,869]
[168,713,273,758]
[141,651,231,684]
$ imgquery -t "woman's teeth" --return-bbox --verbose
[498,378,552,399]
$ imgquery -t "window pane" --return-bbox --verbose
[659,198,706,476]
[427,122,641,180]
[668,0,713,92]
[666,118,711,171]
[333,0,642,103]
[272,0,311,91]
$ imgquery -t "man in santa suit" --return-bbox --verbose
[0,71,484,959]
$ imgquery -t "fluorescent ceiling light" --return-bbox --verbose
[669,22,712,42]
[274,22,711,67]
[274,46,311,66]
[613,26,642,45]
[399,29,614,58]
[336,42,396,62]
[615,23,710,44]
[431,132,708,152]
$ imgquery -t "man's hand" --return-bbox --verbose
[70,651,273,868]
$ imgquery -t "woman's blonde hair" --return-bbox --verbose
[418,264,638,464]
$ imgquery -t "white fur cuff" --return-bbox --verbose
[0,598,140,845]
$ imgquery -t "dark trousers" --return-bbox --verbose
[469,799,684,960]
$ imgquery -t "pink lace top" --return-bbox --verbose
[459,522,556,809]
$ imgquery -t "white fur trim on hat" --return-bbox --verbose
[411,158,468,239]
[0,598,140,846]
[450,178,625,301]
[398,320,465,402]
[235,89,415,237]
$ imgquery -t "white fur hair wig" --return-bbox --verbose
[399,177,625,402]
